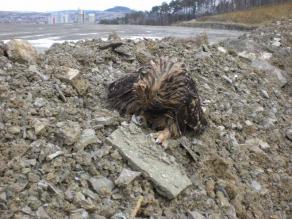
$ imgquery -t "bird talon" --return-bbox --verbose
[154,129,170,149]
[155,138,161,144]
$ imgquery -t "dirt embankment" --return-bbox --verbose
[0,20,291,219]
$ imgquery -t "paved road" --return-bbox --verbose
[0,23,244,50]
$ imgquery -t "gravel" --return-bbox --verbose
[0,19,291,218]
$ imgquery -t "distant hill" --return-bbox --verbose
[0,6,135,24]
[105,6,133,13]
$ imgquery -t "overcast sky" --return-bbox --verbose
[1,0,172,12]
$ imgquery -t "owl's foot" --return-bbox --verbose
[155,128,171,149]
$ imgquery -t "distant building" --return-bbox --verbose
[77,9,85,24]
[48,12,72,24]
[88,13,96,24]
[62,14,69,23]
[48,13,60,24]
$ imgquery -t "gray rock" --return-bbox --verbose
[286,129,292,141]
[260,90,269,99]
[5,39,38,63]
[27,196,42,210]
[55,67,80,82]
[245,138,270,150]
[33,118,49,135]
[71,78,89,95]
[90,214,106,219]
[188,210,206,219]
[238,51,256,61]
[21,206,33,215]
[46,151,64,161]
[216,190,230,207]
[251,180,262,192]
[0,192,7,202]
[115,168,141,186]
[76,129,101,150]
[34,98,46,108]
[95,116,117,126]
[251,59,287,87]
[37,180,62,195]
[217,46,227,54]
[89,177,114,195]
[28,65,49,81]
[56,121,81,146]
[65,189,74,202]
[111,212,128,219]
[36,206,51,219]
[7,126,21,134]
[69,209,89,219]
[260,52,272,60]
[272,38,281,47]
[222,75,232,84]
[13,174,28,192]
[107,123,192,199]
[202,44,209,52]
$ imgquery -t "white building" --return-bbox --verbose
[77,9,85,24]
[62,14,69,23]
[88,13,96,24]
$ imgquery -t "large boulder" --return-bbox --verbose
[5,39,38,64]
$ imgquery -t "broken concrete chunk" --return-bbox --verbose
[46,151,64,161]
[5,39,38,64]
[28,65,49,81]
[55,67,80,82]
[56,121,81,146]
[251,59,287,87]
[71,78,89,95]
[89,177,114,195]
[271,38,281,47]
[37,180,62,196]
[251,180,262,192]
[285,128,292,142]
[188,210,206,219]
[36,206,51,219]
[216,190,230,207]
[238,51,256,62]
[76,129,101,151]
[69,209,89,219]
[34,98,46,108]
[33,118,49,135]
[107,123,192,199]
[260,90,269,99]
[245,138,270,150]
[217,46,227,54]
[7,126,21,134]
[95,116,117,126]
[115,168,141,186]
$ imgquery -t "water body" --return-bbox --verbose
[0,23,244,51]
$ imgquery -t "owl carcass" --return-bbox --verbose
[108,57,207,146]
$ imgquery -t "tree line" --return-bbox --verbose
[100,0,289,25]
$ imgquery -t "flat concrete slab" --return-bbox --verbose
[106,122,192,199]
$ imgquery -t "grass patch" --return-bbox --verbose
[198,2,292,24]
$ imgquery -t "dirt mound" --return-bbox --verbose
[0,22,291,219]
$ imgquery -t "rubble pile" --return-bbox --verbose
[0,21,291,219]
[221,19,292,94]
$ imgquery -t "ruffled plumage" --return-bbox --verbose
[108,57,207,139]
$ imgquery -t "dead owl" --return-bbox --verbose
[107,57,207,147]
